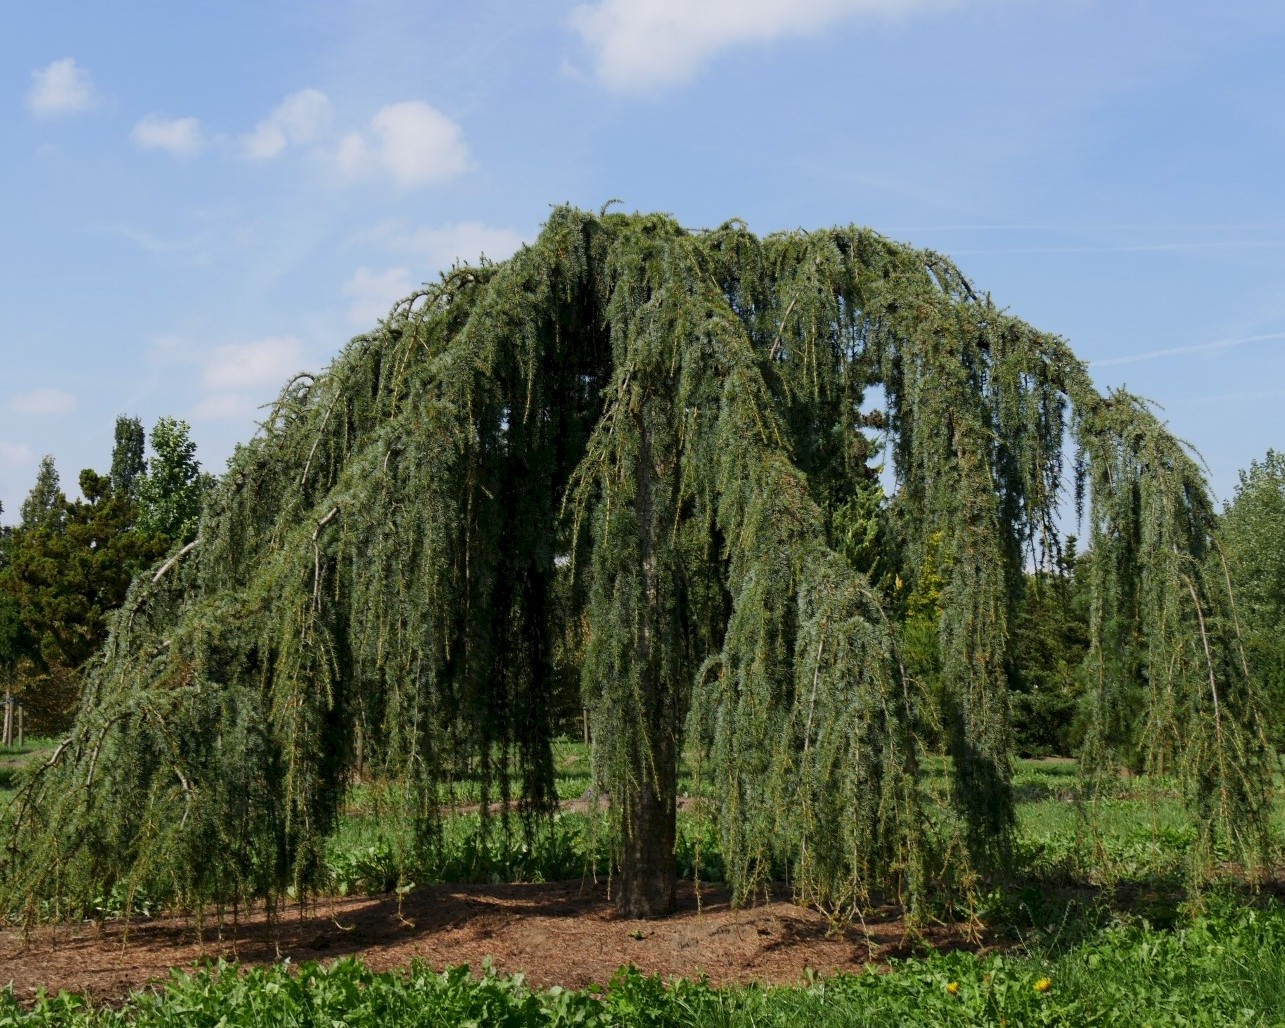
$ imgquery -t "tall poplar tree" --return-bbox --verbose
[3,208,1270,919]
[110,416,147,502]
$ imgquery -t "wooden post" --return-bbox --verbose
[16,704,22,750]
[582,707,590,749]
[2,693,10,749]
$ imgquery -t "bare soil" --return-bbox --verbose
[0,880,989,1006]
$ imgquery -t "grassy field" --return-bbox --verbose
[320,745,1241,898]
[0,736,57,800]
[0,738,1267,900]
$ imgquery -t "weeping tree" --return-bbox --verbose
[2,207,1271,920]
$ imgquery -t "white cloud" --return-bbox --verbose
[353,220,527,273]
[343,266,416,326]
[11,388,77,416]
[201,336,306,390]
[569,0,955,91]
[0,442,34,466]
[131,115,205,157]
[336,101,469,186]
[26,58,96,116]
[191,393,260,422]
[195,336,309,421]
[243,88,332,159]
[404,222,526,270]
[336,133,373,176]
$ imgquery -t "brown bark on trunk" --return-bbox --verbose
[615,411,678,918]
[617,747,677,917]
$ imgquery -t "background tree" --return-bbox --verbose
[1221,450,1285,747]
[136,417,212,544]
[2,467,167,727]
[0,590,19,690]
[1008,541,1090,757]
[2,208,1270,921]
[110,415,147,501]
[18,456,63,533]
[0,500,20,724]
[0,423,196,731]
[0,501,10,584]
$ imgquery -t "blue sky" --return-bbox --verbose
[4,0,1284,522]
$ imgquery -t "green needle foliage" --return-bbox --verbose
[1,207,1270,922]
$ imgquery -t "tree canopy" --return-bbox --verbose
[2,207,1271,919]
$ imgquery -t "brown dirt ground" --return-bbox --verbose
[0,880,990,1006]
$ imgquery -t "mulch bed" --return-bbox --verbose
[0,879,989,1005]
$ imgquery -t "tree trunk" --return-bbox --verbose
[617,744,677,917]
[616,412,678,918]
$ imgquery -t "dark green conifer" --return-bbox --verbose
[18,456,63,533]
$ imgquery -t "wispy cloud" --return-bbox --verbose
[343,267,416,326]
[404,222,525,269]
[201,336,306,390]
[25,58,96,116]
[194,336,308,422]
[358,220,527,270]
[952,241,1285,256]
[339,223,525,320]
[569,0,957,92]
[0,441,35,466]
[11,388,77,416]
[886,222,1285,234]
[1091,332,1285,368]
[131,115,205,157]
[242,88,332,159]
[191,393,262,422]
[336,101,469,186]
[1166,387,1285,410]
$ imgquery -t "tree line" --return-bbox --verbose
[0,416,211,731]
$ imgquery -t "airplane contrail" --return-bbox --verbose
[1091,332,1285,368]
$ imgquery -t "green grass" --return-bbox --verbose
[321,750,1266,898]
[2,738,1273,899]
[324,811,603,894]
[0,735,59,801]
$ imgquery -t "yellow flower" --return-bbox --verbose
[1034,977,1052,993]
[945,981,959,995]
